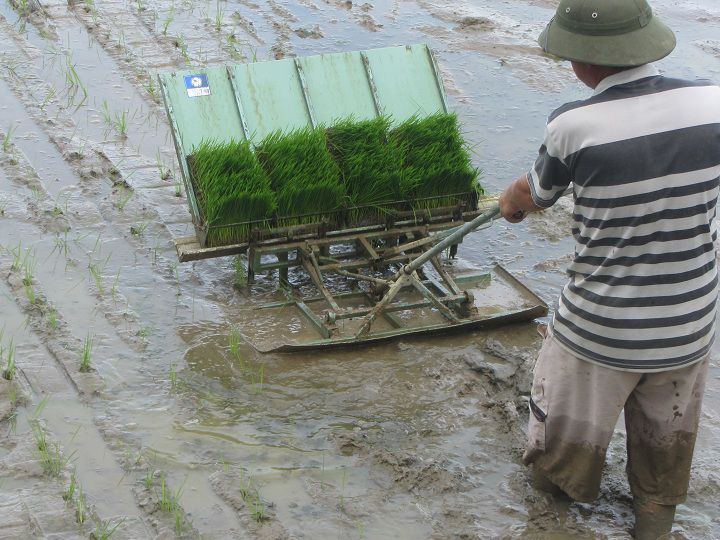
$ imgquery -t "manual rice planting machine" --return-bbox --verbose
[159,44,547,352]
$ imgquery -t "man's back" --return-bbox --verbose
[530,65,720,370]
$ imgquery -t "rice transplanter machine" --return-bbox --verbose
[159,44,547,352]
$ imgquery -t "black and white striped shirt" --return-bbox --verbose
[529,64,720,371]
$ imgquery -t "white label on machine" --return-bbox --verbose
[184,74,211,97]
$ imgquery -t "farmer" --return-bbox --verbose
[498,0,720,538]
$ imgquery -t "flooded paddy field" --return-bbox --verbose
[0,0,719,538]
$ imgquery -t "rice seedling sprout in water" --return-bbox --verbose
[228,326,242,360]
[238,471,267,522]
[80,333,94,373]
[75,487,87,524]
[144,469,155,489]
[47,309,58,330]
[157,472,186,513]
[63,470,77,502]
[29,405,75,477]
[214,0,224,31]
[94,517,125,540]
[24,283,36,305]
[233,256,247,288]
[169,363,178,391]
[2,338,15,380]
[162,11,174,35]
[2,124,16,152]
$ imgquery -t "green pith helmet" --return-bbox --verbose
[538,0,676,67]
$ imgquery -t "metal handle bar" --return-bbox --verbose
[402,203,501,275]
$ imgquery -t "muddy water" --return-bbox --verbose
[0,0,719,538]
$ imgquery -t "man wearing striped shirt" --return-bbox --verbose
[499,1,720,538]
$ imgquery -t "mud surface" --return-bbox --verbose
[0,0,719,538]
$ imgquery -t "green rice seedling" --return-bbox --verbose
[30,409,74,477]
[249,363,264,394]
[228,325,242,360]
[130,221,148,236]
[16,0,31,17]
[157,472,185,513]
[247,487,266,522]
[65,62,87,97]
[110,269,121,298]
[51,231,70,260]
[0,197,7,215]
[162,11,174,35]
[80,333,94,373]
[390,112,481,212]
[47,309,58,330]
[155,149,171,180]
[114,111,128,139]
[174,508,188,535]
[326,116,405,224]
[2,338,15,380]
[22,249,36,286]
[144,469,155,489]
[169,363,178,391]
[188,139,276,246]
[40,87,56,110]
[8,384,17,407]
[214,0,224,31]
[3,124,16,152]
[115,186,133,210]
[173,36,189,62]
[93,517,125,540]
[24,283,36,304]
[237,472,267,522]
[232,256,247,288]
[256,126,343,226]
[10,243,22,270]
[172,172,183,197]
[41,441,73,477]
[63,470,77,502]
[75,487,87,523]
[89,262,104,294]
[146,76,159,102]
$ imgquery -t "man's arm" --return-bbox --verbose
[498,173,544,223]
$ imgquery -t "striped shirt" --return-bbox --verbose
[529,64,720,371]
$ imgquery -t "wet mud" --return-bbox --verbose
[0,0,719,538]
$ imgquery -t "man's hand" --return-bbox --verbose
[499,173,543,223]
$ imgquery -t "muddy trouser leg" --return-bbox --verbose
[522,334,640,502]
[624,356,709,540]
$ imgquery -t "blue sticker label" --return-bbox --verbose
[184,74,211,97]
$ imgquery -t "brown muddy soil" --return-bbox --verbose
[0,0,719,539]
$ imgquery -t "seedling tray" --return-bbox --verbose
[159,44,457,250]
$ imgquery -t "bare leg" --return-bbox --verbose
[633,498,676,540]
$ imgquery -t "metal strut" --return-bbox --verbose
[352,205,501,336]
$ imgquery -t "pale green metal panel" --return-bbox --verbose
[230,59,312,143]
[364,44,448,124]
[296,51,378,125]
[158,67,245,157]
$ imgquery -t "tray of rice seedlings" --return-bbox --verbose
[256,126,345,228]
[326,116,406,226]
[188,139,277,247]
[390,112,482,213]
